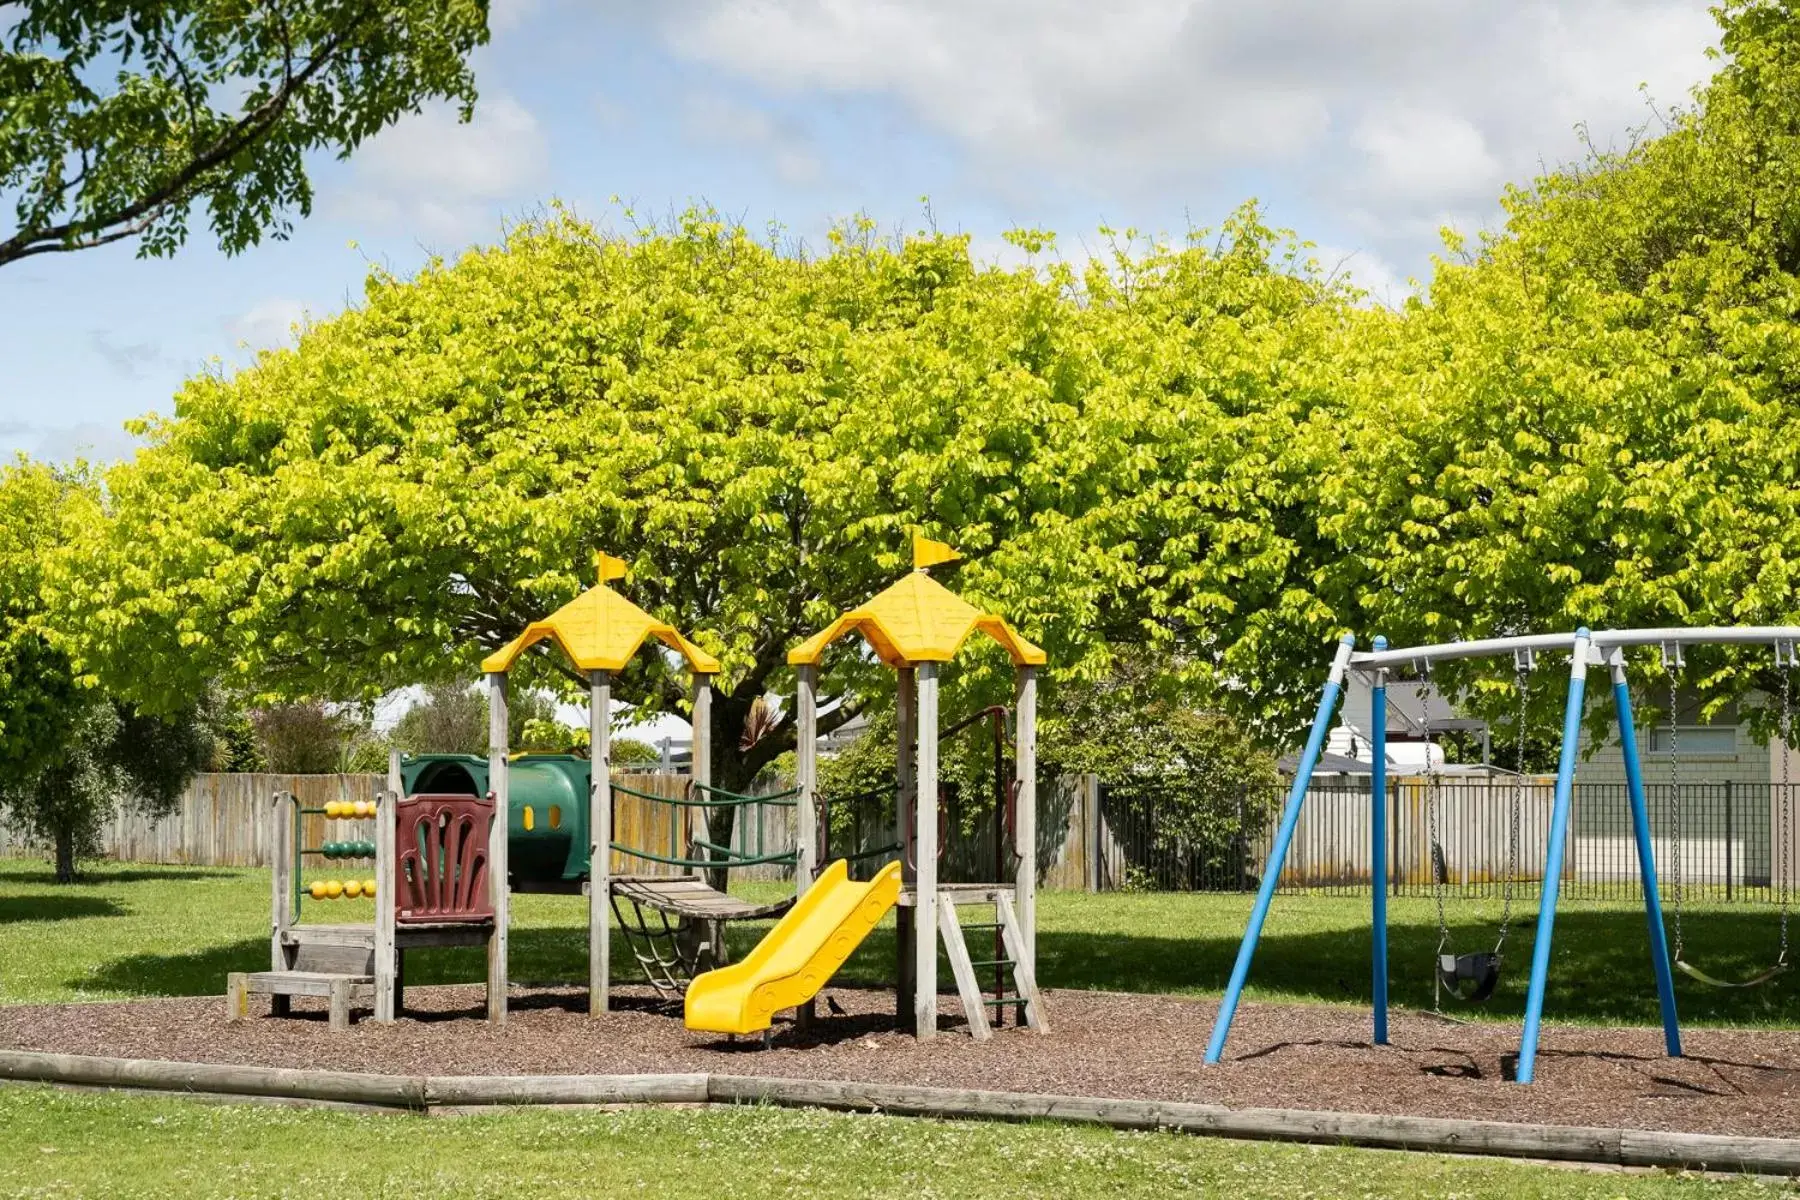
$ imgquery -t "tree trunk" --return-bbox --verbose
[53,824,76,883]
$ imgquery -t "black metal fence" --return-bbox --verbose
[1097,779,1799,902]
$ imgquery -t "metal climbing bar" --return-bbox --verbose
[610,779,799,808]
[610,843,799,871]
[692,780,801,803]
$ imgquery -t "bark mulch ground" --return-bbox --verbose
[3,984,1798,1138]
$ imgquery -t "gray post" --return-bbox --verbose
[691,675,713,852]
[896,666,916,1026]
[915,662,940,1039]
[374,750,400,1022]
[485,671,510,1024]
[270,790,294,972]
[1014,665,1038,971]
[590,669,612,1015]
[796,664,819,893]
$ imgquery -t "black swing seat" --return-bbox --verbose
[1438,951,1501,1003]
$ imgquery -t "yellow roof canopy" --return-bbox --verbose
[480,581,719,676]
[788,569,1045,669]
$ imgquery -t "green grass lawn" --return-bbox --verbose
[4,857,1798,1028]
[4,857,1796,1199]
[0,1083,1774,1200]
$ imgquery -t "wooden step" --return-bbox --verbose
[227,970,371,1032]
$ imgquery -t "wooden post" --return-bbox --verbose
[939,897,993,1042]
[590,669,612,1015]
[896,667,916,1027]
[915,662,940,1040]
[690,674,718,972]
[796,664,819,894]
[1014,665,1038,970]
[270,791,294,973]
[485,671,510,1025]
[691,675,713,852]
[373,750,400,1022]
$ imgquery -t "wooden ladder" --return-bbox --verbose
[938,892,1048,1041]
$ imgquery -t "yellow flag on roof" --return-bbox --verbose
[594,551,629,583]
[913,533,961,571]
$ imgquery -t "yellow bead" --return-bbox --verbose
[324,879,344,899]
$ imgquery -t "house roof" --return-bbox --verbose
[787,568,1045,669]
[480,581,719,676]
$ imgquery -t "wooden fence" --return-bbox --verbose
[0,771,1109,890]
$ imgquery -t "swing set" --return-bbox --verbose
[1206,625,1800,1085]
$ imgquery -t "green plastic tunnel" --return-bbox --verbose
[400,753,591,888]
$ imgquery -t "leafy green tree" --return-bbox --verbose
[1318,0,1800,734]
[44,204,1360,829]
[249,700,369,772]
[1041,657,1280,889]
[1,0,488,266]
[388,682,553,755]
[513,716,659,763]
[0,460,216,879]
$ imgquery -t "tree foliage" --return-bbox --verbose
[1,0,488,266]
[1320,0,1800,735]
[47,204,1357,795]
[1042,659,1281,886]
[0,461,217,879]
[38,0,1800,791]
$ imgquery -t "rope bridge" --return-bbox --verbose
[605,779,801,999]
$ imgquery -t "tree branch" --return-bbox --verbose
[0,7,375,266]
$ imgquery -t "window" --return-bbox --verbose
[1646,726,1736,755]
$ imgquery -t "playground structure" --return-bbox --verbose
[1206,624,1800,1084]
[765,534,1048,1041]
[228,779,499,1030]
[227,541,1049,1041]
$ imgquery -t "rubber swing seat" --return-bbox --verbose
[1437,950,1502,1003]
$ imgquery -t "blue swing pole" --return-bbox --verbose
[1515,627,1592,1085]
[1205,634,1356,1065]
[1608,651,1683,1058]
[1370,636,1390,1046]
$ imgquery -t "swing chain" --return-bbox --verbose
[1419,672,1449,1013]
[1668,665,1684,963]
[1495,665,1529,953]
[1777,655,1792,967]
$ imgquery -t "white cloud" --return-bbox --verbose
[226,298,310,351]
[650,0,1718,270]
[1311,245,1413,308]
[681,92,824,187]
[488,0,540,35]
[327,92,549,243]
[88,330,167,380]
[1351,110,1502,205]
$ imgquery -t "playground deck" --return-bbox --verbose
[3,985,1797,1140]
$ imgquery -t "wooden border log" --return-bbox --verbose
[1618,1129,1800,1175]
[0,1051,426,1109]
[5,1050,1800,1175]
[705,1076,1629,1165]
[424,1073,709,1107]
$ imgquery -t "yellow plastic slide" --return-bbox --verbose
[685,859,902,1035]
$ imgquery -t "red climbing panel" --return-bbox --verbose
[395,793,496,924]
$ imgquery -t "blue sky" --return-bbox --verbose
[2,0,1721,467]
